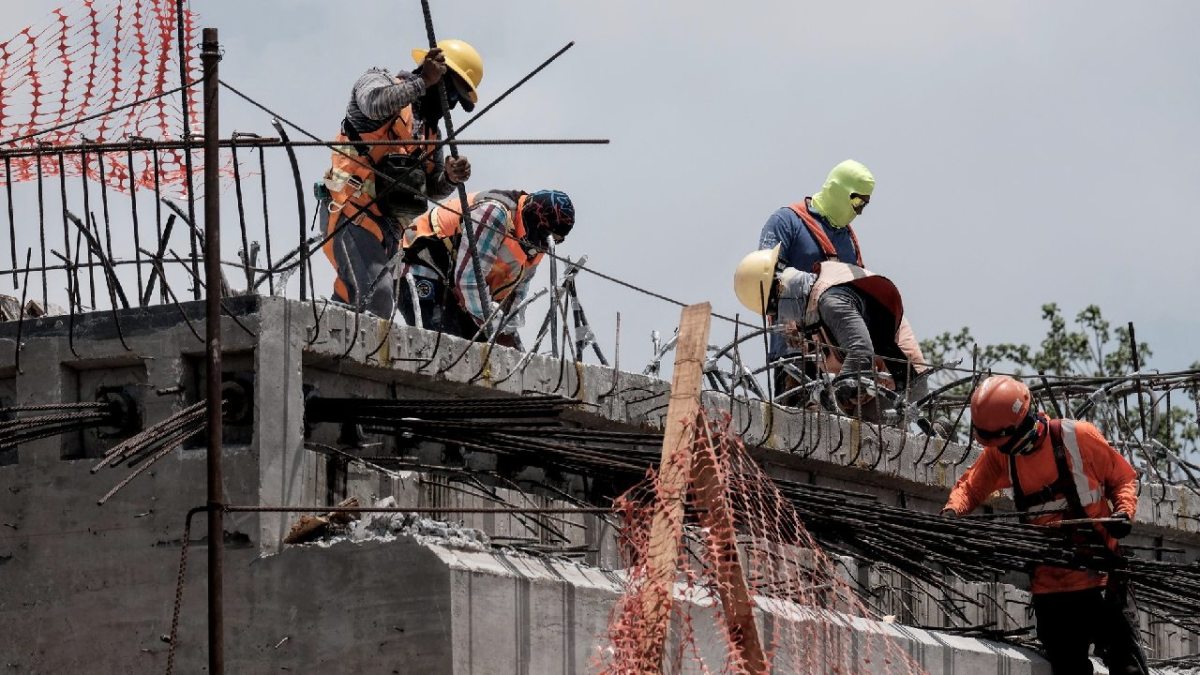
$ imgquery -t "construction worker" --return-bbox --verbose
[732,244,927,416]
[318,40,484,317]
[758,160,876,393]
[942,375,1145,675]
[399,189,575,348]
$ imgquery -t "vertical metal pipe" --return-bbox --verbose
[58,153,73,309]
[200,27,224,675]
[1129,322,1150,446]
[257,147,274,295]
[177,0,200,299]
[5,157,16,286]
[229,142,252,291]
[95,150,117,290]
[35,156,48,307]
[79,144,97,308]
[126,146,145,303]
[548,244,559,358]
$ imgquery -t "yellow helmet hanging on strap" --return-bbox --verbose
[412,39,484,104]
[733,245,782,316]
[810,160,875,229]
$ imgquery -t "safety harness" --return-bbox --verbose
[1010,420,1088,522]
[342,117,430,218]
[788,199,864,268]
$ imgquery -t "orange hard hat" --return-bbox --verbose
[970,375,1032,443]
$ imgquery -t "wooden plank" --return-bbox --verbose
[691,442,767,672]
[636,302,712,671]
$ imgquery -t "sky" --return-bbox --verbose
[2,0,1199,378]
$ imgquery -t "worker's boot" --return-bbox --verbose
[832,374,879,419]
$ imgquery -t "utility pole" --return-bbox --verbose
[200,26,224,675]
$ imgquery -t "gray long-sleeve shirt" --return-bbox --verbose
[343,68,454,200]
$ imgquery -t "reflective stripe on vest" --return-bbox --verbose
[787,199,864,269]
[1020,419,1106,515]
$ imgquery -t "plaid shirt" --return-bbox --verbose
[453,200,537,335]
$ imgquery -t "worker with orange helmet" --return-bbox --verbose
[942,375,1146,674]
[318,40,484,317]
[732,244,927,415]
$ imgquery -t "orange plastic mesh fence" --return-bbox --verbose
[0,0,200,192]
[597,410,927,674]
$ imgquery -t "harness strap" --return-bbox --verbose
[341,118,374,160]
[1010,419,1088,522]
[787,201,864,268]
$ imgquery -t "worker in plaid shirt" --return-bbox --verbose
[400,189,575,348]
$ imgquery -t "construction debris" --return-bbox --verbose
[282,497,361,545]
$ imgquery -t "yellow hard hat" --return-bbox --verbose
[733,244,782,316]
[412,39,484,104]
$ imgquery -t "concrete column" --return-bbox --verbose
[13,332,69,468]
[255,297,311,553]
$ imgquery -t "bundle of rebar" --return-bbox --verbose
[0,401,121,448]
[93,400,208,505]
[305,394,573,425]
[305,394,1200,633]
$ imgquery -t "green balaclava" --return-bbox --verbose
[809,160,875,229]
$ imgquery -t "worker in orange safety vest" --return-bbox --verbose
[399,189,574,348]
[317,40,483,318]
[942,375,1146,675]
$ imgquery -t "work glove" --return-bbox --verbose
[416,48,447,87]
[939,508,958,519]
[445,156,471,184]
[1104,511,1133,539]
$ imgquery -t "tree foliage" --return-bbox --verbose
[921,303,1199,461]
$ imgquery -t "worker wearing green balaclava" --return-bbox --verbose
[757,159,877,401]
[809,160,875,229]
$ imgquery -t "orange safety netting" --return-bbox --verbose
[0,0,200,192]
[598,410,927,674]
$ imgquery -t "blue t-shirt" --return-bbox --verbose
[758,201,859,273]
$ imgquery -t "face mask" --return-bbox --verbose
[809,160,875,229]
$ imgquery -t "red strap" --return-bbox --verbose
[788,200,864,268]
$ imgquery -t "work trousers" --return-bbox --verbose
[816,286,927,408]
[322,196,411,318]
[1032,580,1146,675]
[396,273,478,340]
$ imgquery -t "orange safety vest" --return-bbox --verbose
[945,417,1139,594]
[1009,419,1131,594]
[405,191,543,304]
[323,107,437,243]
[788,198,864,269]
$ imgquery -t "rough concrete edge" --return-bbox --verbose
[416,539,1061,672]
[292,300,1197,537]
